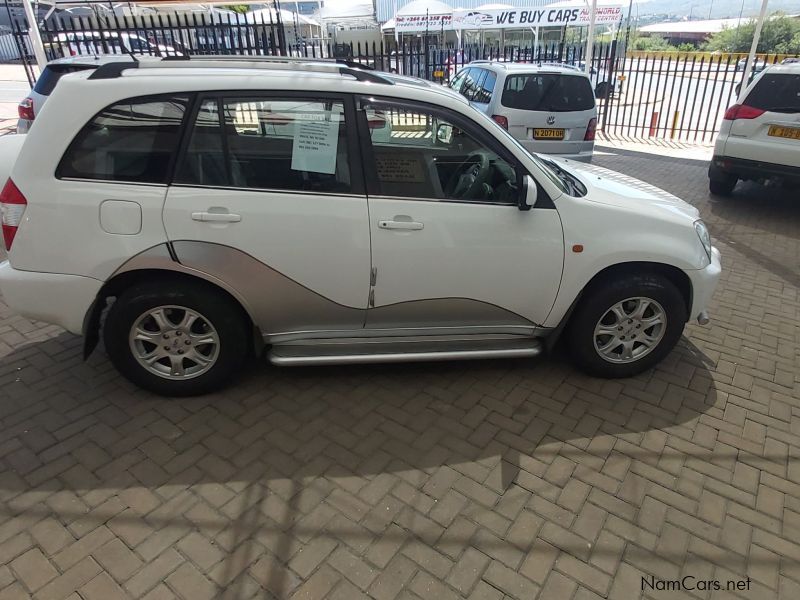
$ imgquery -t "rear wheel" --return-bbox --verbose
[103,281,249,396]
[567,273,687,378]
[709,176,737,196]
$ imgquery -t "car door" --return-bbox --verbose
[357,97,564,330]
[163,93,371,335]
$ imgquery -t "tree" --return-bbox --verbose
[631,35,676,51]
[228,5,250,14]
[704,13,800,54]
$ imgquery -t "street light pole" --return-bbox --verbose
[739,0,769,102]
[584,0,597,75]
[22,0,46,70]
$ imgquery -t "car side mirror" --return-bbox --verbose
[519,175,537,211]
[436,124,454,144]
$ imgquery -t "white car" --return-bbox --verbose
[710,63,800,195]
[450,62,597,162]
[0,57,721,396]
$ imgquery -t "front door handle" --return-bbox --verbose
[192,209,241,223]
[378,220,424,231]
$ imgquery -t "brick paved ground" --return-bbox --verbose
[0,148,798,600]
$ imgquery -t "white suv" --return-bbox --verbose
[710,63,800,195]
[0,57,721,396]
[450,62,597,162]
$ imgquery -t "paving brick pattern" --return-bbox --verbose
[1,148,799,599]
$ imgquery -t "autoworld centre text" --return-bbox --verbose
[393,5,623,32]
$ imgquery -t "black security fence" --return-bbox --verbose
[602,52,800,143]
[8,11,288,62]
[7,10,798,142]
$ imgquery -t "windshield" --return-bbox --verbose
[501,73,595,112]
[469,107,568,194]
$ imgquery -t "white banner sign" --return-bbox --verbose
[393,5,623,32]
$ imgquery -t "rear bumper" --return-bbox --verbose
[686,246,722,323]
[0,261,100,335]
[710,155,800,181]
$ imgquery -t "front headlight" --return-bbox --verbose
[694,220,712,261]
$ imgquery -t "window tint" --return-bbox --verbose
[501,74,595,111]
[450,70,467,94]
[57,95,188,183]
[460,68,481,102]
[474,70,497,104]
[176,98,351,193]
[33,64,96,95]
[746,74,800,113]
[364,101,518,204]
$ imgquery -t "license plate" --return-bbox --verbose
[531,128,565,140]
[768,125,800,140]
[432,70,444,78]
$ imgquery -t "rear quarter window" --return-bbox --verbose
[501,73,595,112]
[746,73,800,113]
[33,65,96,96]
[56,94,189,183]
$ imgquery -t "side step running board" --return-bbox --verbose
[268,339,543,367]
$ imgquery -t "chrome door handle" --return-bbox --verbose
[191,211,241,223]
[378,220,424,231]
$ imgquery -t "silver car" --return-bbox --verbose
[450,61,597,162]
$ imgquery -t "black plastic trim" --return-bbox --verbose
[87,61,140,80]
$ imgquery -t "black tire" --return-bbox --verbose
[567,273,687,378]
[709,176,737,196]
[103,281,249,396]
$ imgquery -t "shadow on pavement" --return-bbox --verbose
[0,331,721,597]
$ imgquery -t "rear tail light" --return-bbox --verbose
[491,115,508,129]
[367,110,387,129]
[0,179,27,251]
[584,117,597,141]
[723,104,765,120]
[17,97,34,121]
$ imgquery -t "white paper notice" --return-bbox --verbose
[291,116,339,175]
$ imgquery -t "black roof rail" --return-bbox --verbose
[85,56,393,85]
[88,60,139,80]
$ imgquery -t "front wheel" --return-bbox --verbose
[567,274,687,378]
[103,281,250,396]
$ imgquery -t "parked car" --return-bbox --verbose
[45,30,183,60]
[450,62,597,162]
[0,57,720,396]
[709,63,800,196]
[735,57,768,72]
[16,55,133,133]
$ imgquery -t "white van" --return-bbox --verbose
[451,62,597,162]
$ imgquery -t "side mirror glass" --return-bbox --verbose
[436,123,453,144]
[519,174,537,211]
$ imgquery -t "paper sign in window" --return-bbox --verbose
[291,116,339,175]
[375,155,426,183]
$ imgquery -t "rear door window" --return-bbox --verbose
[746,73,800,113]
[474,70,497,104]
[501,73,595,112]
[175,97,352,193]
[57,94,189,183]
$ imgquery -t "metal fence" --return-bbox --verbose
[602,52,799,143]
[6,11,798,143]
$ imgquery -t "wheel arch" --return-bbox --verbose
[83,268,259,359]
[546,260,693,352]
[583,262,692,317]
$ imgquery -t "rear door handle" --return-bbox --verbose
[191,210,241,223]
[378,220,424,231]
